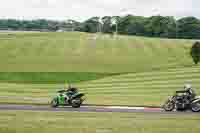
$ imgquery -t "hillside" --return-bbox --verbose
[0,66,199,106]
[0,32,194,72]
[76,66,200,106]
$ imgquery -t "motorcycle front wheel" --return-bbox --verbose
[51,98,59,108]
[163,100,175,111]
[191,101,200,112]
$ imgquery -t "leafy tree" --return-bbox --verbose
[190,41,200,65]
[81,17,100,33]
[101,16,112,33]
[177,17,200,39]
[144,16,176,38]
[122,15,146,36]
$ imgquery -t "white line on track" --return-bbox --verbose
[103,106,145,110]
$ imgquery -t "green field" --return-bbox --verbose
[0,32,199,132]
[0,72,114,84]
[0,66,199,106]
[0,32,194,72]
[0,111,199,133]
[0,32,199,106]
[76,66,200,106]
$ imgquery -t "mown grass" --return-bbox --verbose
[0,32,194,72]
[0,72,115,84]
[0,111,199,133]
[0,32,199,106]
[76,66,200,106]
[0,66,199,106]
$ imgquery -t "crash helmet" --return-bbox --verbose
[184,84,192,91]
[64,84,69,89]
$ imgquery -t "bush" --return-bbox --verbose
[190,41,200,64]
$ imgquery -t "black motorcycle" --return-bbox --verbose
[163,91,200,112]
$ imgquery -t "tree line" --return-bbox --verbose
[0,19,81,31]
[0,15,200,39]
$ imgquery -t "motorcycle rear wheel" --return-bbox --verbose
[191,101,200,112]
[71,99,82,108]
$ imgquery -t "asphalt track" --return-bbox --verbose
[0,104,199,114]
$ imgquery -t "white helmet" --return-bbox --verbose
[184,84,192,90]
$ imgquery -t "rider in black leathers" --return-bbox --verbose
[176,84,196,104]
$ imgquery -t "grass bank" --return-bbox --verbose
[0,66,199,106]
[0,72,115,84]
[0,32,194,72]
[0,111,199,133]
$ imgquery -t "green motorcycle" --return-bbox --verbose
[51,87,85,108]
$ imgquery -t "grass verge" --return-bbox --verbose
[0,66,199,106]
[0,111,199,133]
[0,72,115,84]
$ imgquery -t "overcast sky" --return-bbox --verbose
[0,0,199,21]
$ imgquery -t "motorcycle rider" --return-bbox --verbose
[58,84,74,102]
[184,84,196,101]
[177,84,196,104]
[64,84,78,98]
